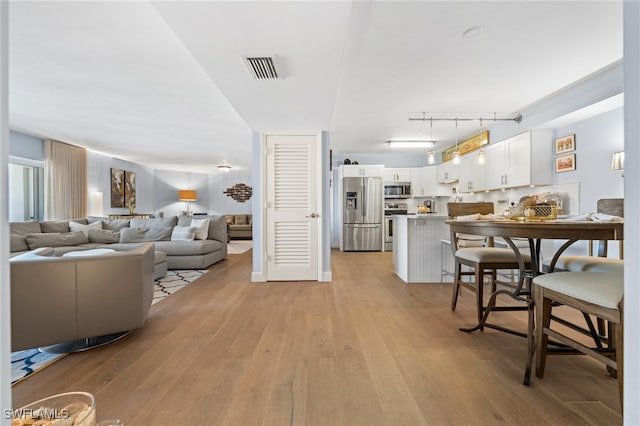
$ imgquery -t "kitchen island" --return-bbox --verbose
[393,214,450,283]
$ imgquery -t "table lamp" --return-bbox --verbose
[178,190,197,215]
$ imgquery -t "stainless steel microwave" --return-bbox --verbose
[384,182,411,199]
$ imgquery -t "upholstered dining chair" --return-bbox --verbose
[447,202,532,323]
[544,198,624,273]
[533,271,623,409]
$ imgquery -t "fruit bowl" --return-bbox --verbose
[13,391,96,426]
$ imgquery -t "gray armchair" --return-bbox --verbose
[11,243,154,352]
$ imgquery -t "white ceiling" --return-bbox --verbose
[8,1,623,173]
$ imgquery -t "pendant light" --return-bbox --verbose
[427,117,436,164]
[477,117,486,164]
[452,118,461,165]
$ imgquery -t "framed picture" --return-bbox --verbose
[555,153,576,173]
[110,168,125,208]
[555,134,575,154]
[124,171,136,208]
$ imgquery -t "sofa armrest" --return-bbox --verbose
[206,215,228,257]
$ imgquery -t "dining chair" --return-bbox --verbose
[533,271,623,409]
[544,198,623,273]
[447,202,532,323]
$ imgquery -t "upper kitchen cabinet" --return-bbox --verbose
[485,130,552,190]
[458,151,487,193]
[383,167,412,182]
[437,161,459,184]
[341,164,384,178]
[411,166,451,197]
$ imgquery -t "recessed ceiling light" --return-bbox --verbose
[462,26,483,40]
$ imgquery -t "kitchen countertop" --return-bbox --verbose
[394,214,447,218]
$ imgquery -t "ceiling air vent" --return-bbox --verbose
[243,56,279,80]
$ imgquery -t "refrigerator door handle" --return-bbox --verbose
[362,179,366,218]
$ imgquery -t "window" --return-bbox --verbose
[8,157,44,222]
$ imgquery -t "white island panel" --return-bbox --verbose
[393,215,450,283]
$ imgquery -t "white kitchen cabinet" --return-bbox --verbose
[437,161,459,183]
[485,130,552,190]
[458,151,487,193]
[341,164,384,178]
[410,167,424,196]
[417,166,452,197]
[383,167,411,182]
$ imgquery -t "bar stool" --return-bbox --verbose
[533,271,623,409]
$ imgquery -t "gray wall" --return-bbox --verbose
[9,131,44,161]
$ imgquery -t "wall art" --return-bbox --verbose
[110,168,125,208]
[555,153,576,173]
[224,183,253,203]
[555,134,575,154]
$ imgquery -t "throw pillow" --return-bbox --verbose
[235,215,248,225]
[10,234,29,252]
[100,218,131,231]
[69,220,102,237]
[88,229,121,244]
[39,221,70,233]
[171,226,196,242]
[190,218,209,240]
[25,231,89,249]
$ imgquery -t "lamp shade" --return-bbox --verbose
[178,190,197,201]
[611,151,624,172]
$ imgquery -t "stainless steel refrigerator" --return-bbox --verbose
[343,176,383,251]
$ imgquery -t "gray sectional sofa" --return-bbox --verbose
[11,243,155,351]
[9,215,228,273]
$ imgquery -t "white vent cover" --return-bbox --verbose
[243,56,279,80]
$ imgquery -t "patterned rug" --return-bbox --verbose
[228,240,252,254]
[11,270,207,384]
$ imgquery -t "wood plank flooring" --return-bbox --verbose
[12,250,622,425]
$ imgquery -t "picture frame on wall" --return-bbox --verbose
[555,153,576,173]
[554,134,575,154]
[110,168,125,208]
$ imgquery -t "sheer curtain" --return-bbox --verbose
[44,140,87,220]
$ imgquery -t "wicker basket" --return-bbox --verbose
[508,204,558,221]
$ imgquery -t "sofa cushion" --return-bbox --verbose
[235,215,249,225]
[69,220,102,237]
[120,227,173,243]
[130,216,178,228]
[10,234,29,252]
[88,229,121,244]
[171,226,196,242]
[96,218,131,231]
[154,239,222,256]
[10,222,42,236]
[40,221,70,233]
[25,231,89,249]
[225,215,234,225]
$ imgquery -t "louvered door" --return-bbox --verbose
[265,133,320,281]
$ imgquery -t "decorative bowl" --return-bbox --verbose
[13,391,96,426]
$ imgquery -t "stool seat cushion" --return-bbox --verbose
[455,247,531,263]
[533,271,623,309]
[542,256,623,273]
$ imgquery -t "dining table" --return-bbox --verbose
[446,218,624,385]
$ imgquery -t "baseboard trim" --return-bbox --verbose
[321,271,332,282]
[251,271,266,282]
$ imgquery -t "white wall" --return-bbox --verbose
[1,0,10,418]
[623,0,640,420]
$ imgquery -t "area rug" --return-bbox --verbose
[228,240,252,254]
[11,269,208,384]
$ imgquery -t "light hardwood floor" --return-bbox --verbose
[12,250,622,425]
